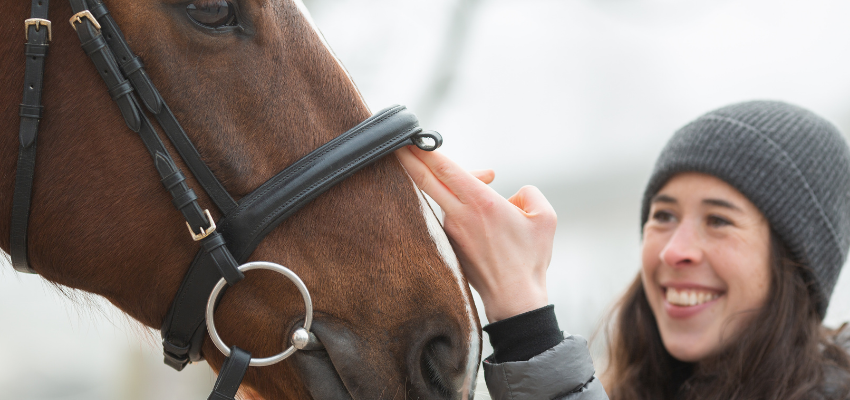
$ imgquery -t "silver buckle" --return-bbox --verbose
[25,18,52,42]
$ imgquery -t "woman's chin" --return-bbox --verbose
[658,328,717,363]
[664,342,708,363]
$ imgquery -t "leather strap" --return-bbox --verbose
[86,0,237,215]
[69,0,140,132]
[10,0,51,273]
[87,0,161,113]
[220,105,432,262]
[207,346,251,400]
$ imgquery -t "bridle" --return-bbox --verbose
[12,1,442,398]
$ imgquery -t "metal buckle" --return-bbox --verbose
[69,10,101,31]
[186,209,216,241]
[25,18,52,42]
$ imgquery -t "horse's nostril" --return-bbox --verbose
[420,336,458,398]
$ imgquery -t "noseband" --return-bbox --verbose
[12,1,442,398]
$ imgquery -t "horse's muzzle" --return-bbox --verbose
[294,318,475,399]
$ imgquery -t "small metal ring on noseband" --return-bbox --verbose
[412,130,443,151]
[205,261,314,367]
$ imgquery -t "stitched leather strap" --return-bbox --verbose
[87,0,161,113]
[208,346,251,400]
[86,0,237,215]
[10,0,51,273]
[69,0,141,132]
[220,105,431,262]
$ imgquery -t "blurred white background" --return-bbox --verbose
[3,0,850,398]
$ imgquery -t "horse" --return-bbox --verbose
[0,1,481,398]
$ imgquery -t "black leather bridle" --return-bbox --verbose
[13,1,442,398]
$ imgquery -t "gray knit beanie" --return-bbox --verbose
[641,100,850,317]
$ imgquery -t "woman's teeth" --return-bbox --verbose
[666,288,720,306]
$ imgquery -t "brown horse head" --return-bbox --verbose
[0,1,480,398]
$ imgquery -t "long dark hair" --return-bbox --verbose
[603,233,850,400]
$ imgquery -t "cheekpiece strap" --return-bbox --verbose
[86,0,238,215]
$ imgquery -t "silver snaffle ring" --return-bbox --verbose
[205,261,313,367]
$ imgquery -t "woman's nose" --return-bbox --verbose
[659,220,703,268]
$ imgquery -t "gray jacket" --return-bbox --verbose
[481,325,850,400]
[483,334,608,400]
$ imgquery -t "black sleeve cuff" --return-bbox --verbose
[482,304,563,363]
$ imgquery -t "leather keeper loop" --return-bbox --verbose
[90,3,108,18]
[162,338,190,356]
[121,57,145,76]
[19,104,44,120]
[108,81,134,101]
[202,234,227,253]
[81,34,107,56]
[210,244,243,285]
[161,170,186,190]
[25,44,48,57]
[171,189,198,210]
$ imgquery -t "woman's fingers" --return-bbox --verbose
[405,146,496,207]
[508,185,557,220]
[395,146,461,209]
[469,169,495,184]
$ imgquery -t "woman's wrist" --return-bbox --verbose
[480,281,548,323]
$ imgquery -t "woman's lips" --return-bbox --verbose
[662,287,723,319]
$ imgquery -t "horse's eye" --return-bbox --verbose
[187,1,237,28]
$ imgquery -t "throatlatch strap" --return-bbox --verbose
[10,0,51,274]
[208,346,251,400]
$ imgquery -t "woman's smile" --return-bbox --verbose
[661,285,724,319]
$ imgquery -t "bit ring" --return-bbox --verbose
[205,261,314,367]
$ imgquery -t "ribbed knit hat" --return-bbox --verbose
[641,101,850,317]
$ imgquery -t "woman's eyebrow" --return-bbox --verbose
[651,194,677,204]
[703,198,742,211]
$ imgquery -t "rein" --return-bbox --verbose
[12,1,442,398]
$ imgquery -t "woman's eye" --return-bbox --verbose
[707,215,732,227]
[187,1,237,28]
[652,210,675,223]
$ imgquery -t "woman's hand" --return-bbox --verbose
[396,146,557,323]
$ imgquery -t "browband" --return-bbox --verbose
[13,1,442,390]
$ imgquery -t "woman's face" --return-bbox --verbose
[641,172,772,362]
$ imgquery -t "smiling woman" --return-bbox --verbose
[603,101,850,400]
[399,100,850,400]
